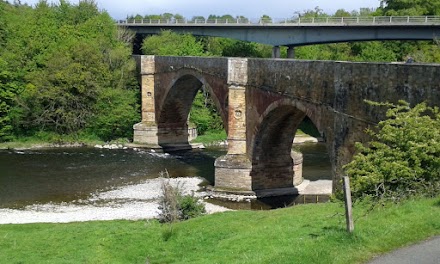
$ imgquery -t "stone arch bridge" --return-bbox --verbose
[133,55,440,196]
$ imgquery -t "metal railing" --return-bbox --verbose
[117,16,440,26]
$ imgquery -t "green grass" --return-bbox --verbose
[191,130,227,144]
[1,197,439,263]
[0,132,130,150]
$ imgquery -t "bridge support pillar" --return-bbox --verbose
[287,46,295,58]
[214,58,253,193]
[133,56,161,146]
[272,46,281,58]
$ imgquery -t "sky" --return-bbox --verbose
[16,0,381,20]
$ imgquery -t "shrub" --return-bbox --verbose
[344,100,440,202]
[179,194,206,221]
[157,177,180,223]
[157,171,206,223]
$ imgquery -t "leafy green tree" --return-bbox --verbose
[295,6,328,18]
[260,14,272,23]
[142,30,207,56]
[380,0,440,15]
[190,16,205,23]
[19,42,105,134]
[334,9,352,17]
[0,58,19,141]
[0,0,138,141]
[351,42,397,62]
[0,1,7,47]
[371,0,440,62]
[344,101,440,201]
[208,14,235,22]
[221,39,266,57]
[88,88,139,141]
[351,7,378,16]
[189,90,223,134]
[198,36,223,56]
[406,41,440,62]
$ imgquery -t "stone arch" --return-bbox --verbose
[250,99,323,191]
[157,71,228,148]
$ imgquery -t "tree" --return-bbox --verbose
[0,1,138,140]
[260,14,272,23]
[0,58,19,141]
[351,42,397,62]
[189,90,223,134]
[344,101,440,201]
[334,9,352,17]
[0,1,8,47]
[380,0,440,15]
[142,30,207,56]
[295,6,328,18]
[208,14,235,22]
[190,15,205,23]
[221,39,265,57]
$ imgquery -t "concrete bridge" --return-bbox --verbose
[119,16,440,57]
[133,55,440,196]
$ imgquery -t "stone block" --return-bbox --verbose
[133,122,159,145]
[228,58,248,85]
[214,154,252,191]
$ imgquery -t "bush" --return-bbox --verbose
[179,195,206,221]
[344,101,440,202]
[157,171,206,223]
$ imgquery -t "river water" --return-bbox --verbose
[0,143,331,209]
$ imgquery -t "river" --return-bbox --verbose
[0,143,331,209]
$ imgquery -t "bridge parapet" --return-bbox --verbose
[118,16,440,26]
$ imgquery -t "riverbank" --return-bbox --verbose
[0,177,230,225]
[0,134,321,150]
[1,197,439,263]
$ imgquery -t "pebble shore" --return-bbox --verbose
[0,177,231,225]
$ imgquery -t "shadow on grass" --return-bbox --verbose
[434,199,440,207]
[307,226,354,240]
[321,226,347,233]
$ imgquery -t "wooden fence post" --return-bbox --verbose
[343,176,354,233]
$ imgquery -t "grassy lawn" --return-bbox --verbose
[0,133,105,150]
[191,130,227,144]
[1,197,439,263]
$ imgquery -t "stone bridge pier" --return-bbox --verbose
[133,55,440,197]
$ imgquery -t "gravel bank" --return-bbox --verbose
[0,177,231,225]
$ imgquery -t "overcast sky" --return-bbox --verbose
[17,0,381,20]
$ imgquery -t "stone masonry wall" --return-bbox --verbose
[136,55,440,193]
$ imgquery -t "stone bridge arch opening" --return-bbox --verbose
[250,101,331,196]
[157,73,227,151]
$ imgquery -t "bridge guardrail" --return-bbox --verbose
[117,16,440,26]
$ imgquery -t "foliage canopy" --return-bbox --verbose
[344,101,440,201]
[0,0,139,142]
